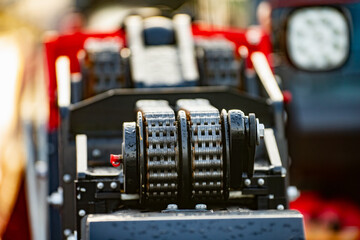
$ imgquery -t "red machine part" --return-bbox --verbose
[110,154,122,168]
[191,24,272,69]
[44,30,125,130]
[282,90,292,105]
[44,24,273,130]
[291,192,360,229]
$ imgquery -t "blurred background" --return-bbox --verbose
[0,0,359,239]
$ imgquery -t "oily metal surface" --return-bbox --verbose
[177,110,191,203]
[123,122,138,193]
[177,99,224,200]
[85,210,305,240]
[228,110,246,189]
[137,100,179,201]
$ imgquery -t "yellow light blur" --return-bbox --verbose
[0,36,21,147]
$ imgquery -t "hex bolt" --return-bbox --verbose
[63,229,72,237]
[92,149,101,158]
[277,204,284,211]
[195,204,207,210]
[257,178,265,186]
[244,179,251,187]
[78,209,86,217]
[63,174,71,183]
[167,204,178,210]
[97,182,104,190]
[110,182,118,189]
[287,186,300,202]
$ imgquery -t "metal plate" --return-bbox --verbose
[82,209,305,240]
[123,122,138,193]
[228,110,246,189]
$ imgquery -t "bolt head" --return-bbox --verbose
[92,149,101,158]
[287,186,300,202]
[97,182,104,190]
[110,182,118,189]
[195,204,207,210]
[78,209,86,217]
[64,229,72,237]
[244,179,251,187]
[63,174,71,183]
[257,178,265,186]
[167,204,178,210]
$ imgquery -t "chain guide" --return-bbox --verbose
[137,100,179,202]
[177,99,224,200]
